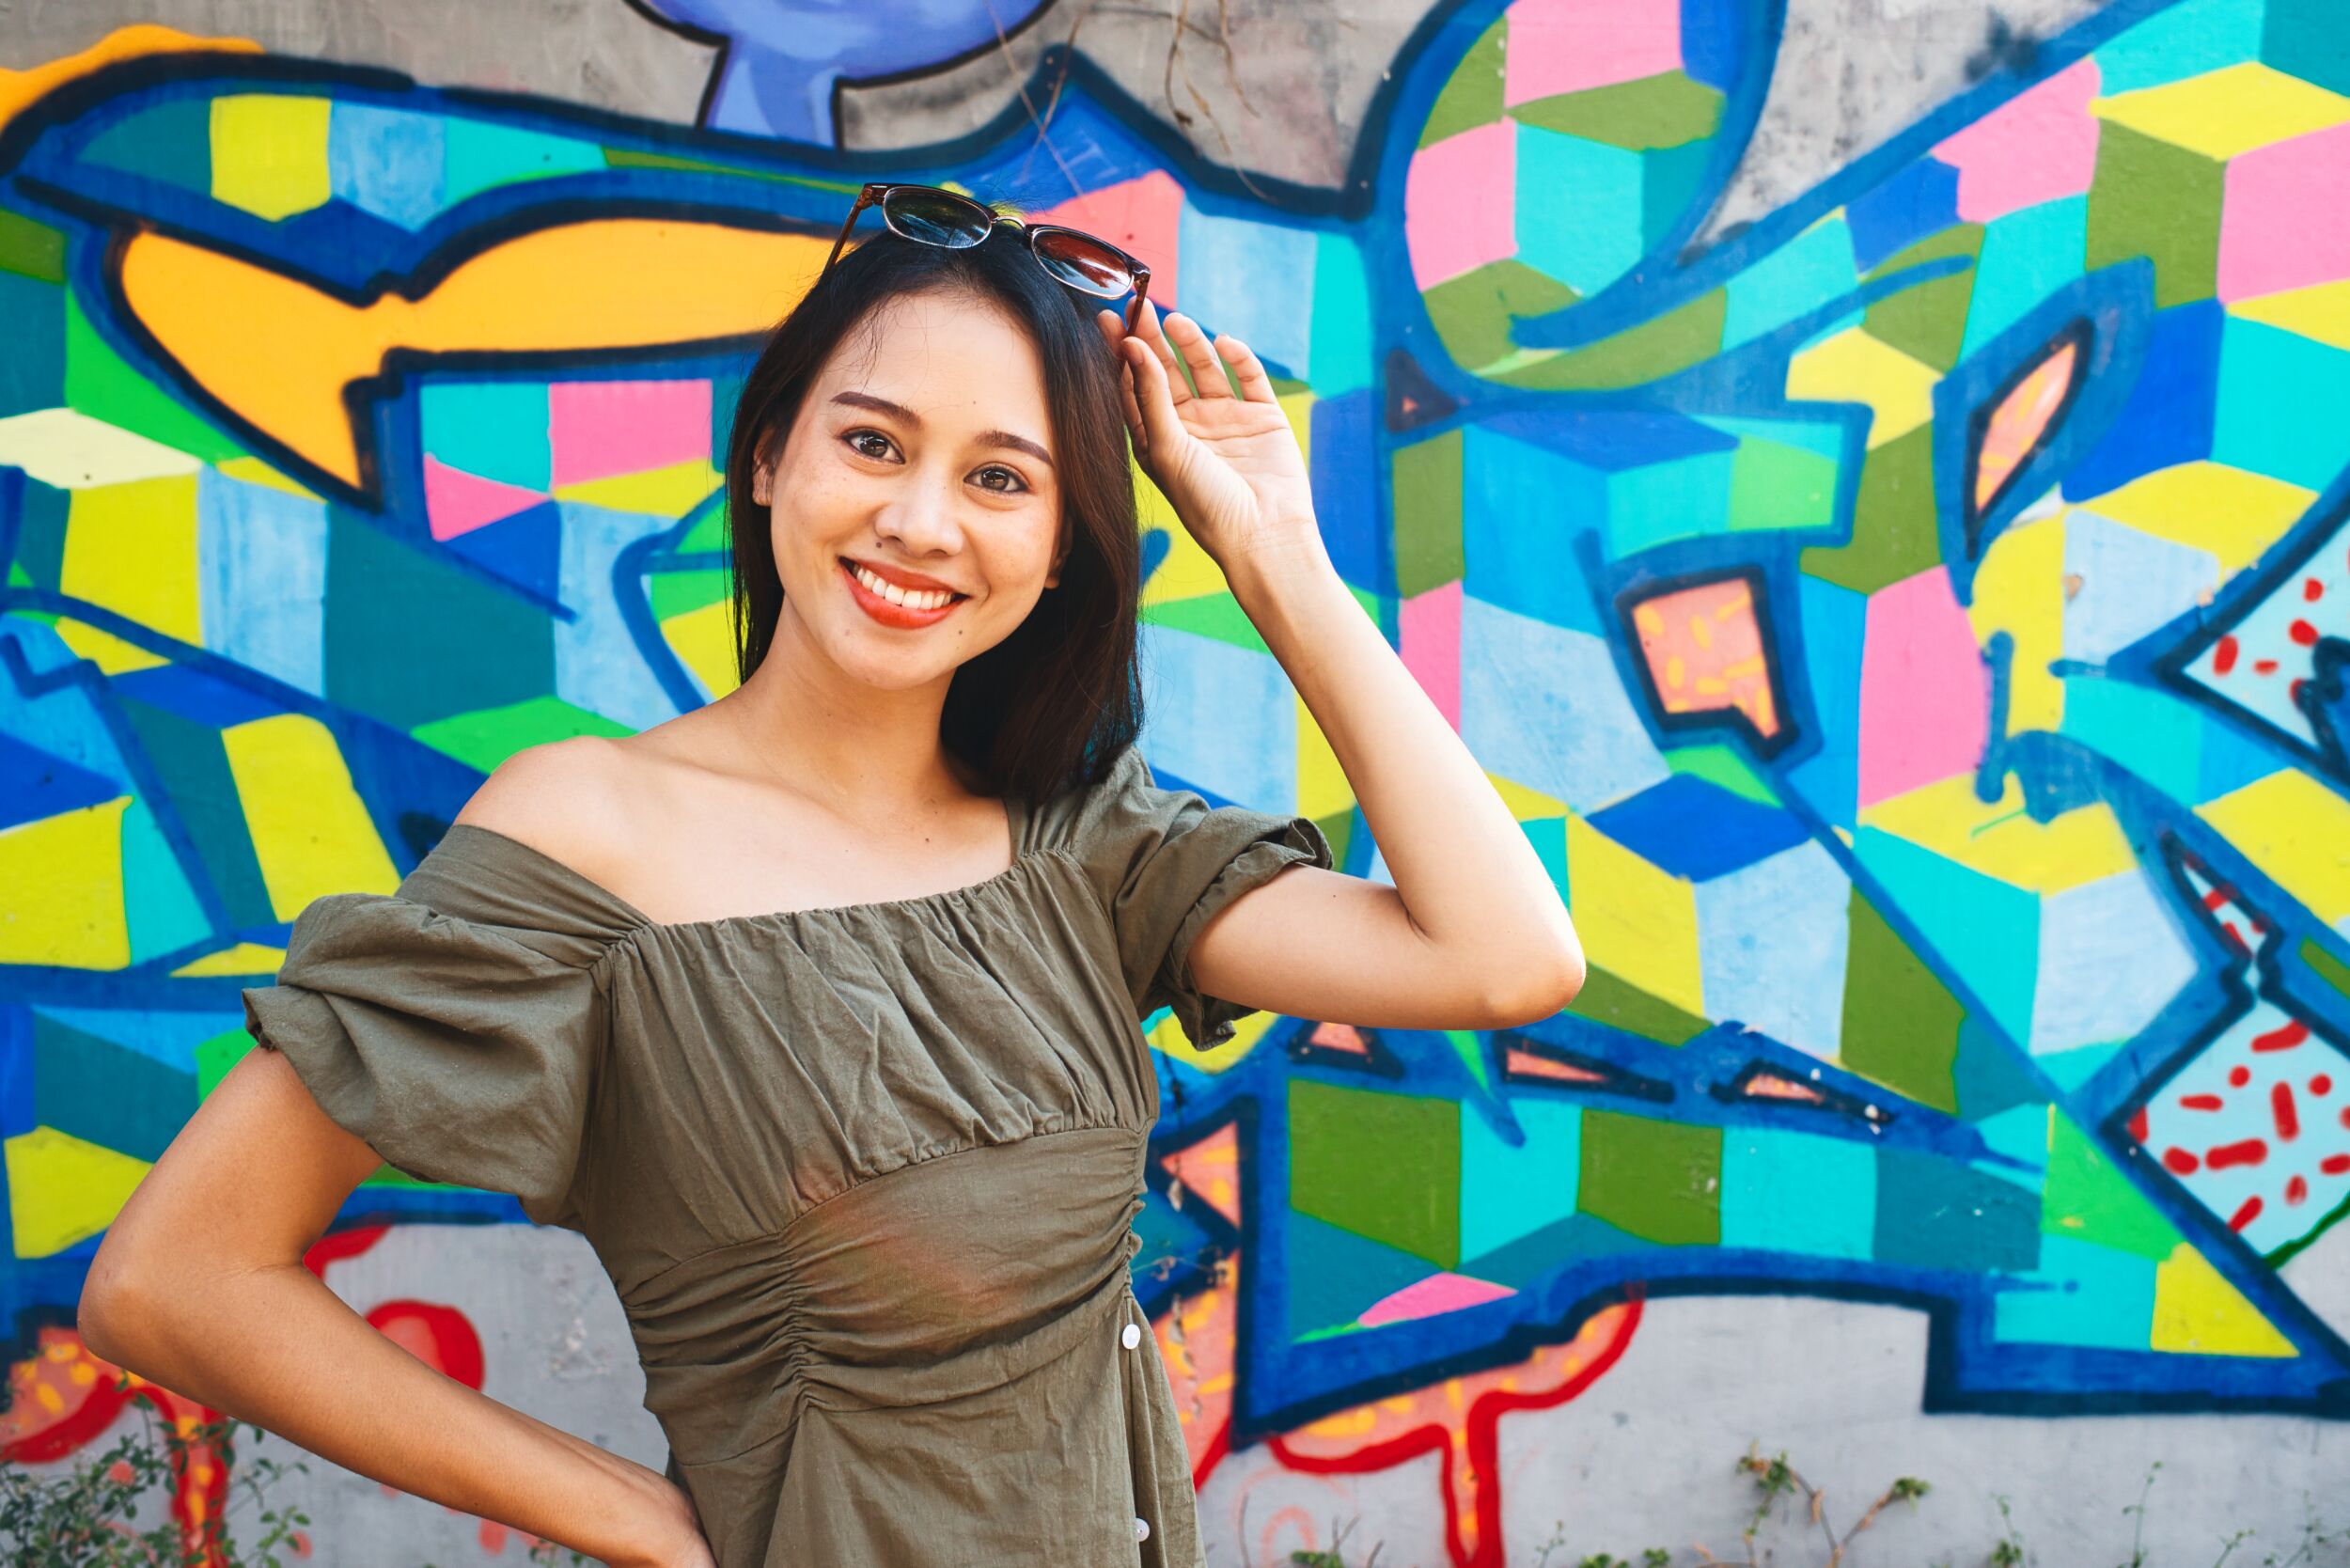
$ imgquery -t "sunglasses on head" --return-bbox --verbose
[822,182,1153,333]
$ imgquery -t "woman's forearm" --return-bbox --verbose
[83,1256,693,1565]
[1221,535,1584,1007]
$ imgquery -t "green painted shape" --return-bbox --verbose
[1728,435,1838,531]
[1289,1078,1462,1269]
[1393,429,1465,597]
[2044,1110,2181,1262]
[443,120,605,206]
[1666,743,1779,805]
[0,271,64,420]
[677,496,729,553]
[1799,423,1939,593]
[196,1027,256,1099]
[410,694,633,773]
[650,565,731,620]
[2086,121,2222,308]
[603,147,861,193]
[1497,289,1726,391]
[1447,1027,1492,1092]
[1419,16,1508,147]
[1141,590,1268,652]
[1873,1150,2043,1271]
[323,509,554,729]
[1863,224,1982,373]
[1314,807,1355,874]
[0,209,67,282]
[1568,964,1709,1044]
[1421,259,1580,372]
[1509,71,1723,149]
[1840,886,1964,1114]
[1578,1108,1722,1246]
[2265,0,2350,97]
[2303,936,2350,1002]
[64,291,243,461]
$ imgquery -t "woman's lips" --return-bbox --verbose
[840,557,966,628]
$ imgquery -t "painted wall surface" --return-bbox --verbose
[4,1,2349,1562]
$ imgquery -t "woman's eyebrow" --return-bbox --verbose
[830,390,1053,469]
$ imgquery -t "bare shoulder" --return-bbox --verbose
[452,735,639,877]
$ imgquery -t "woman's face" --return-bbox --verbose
[756,287,1067,693]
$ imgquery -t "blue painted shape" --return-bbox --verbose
[195,469,329,697]
[555,502,692,732]
[2094,0,2265,94]
[0,623,135,790]
[1874,1147,2043,1271]
[1854,826,2040,1045]
[2030,867,2201,1056]
[1958,196,2090,361]
[110,664,281,728]
[1308,391,1384,591]
[1463,426,1609,635]
[1461,598,1673,814]
[120,797,209,961]
[1781,573,1867,829]
[2063,510,2218,662]
[440,119,604,209]
[1846,155,1962,272]
[1138,622,1299,809]
[1480,405,1736,470]
[1308,232,1374,394]
[419,380,551,491]
[1459,1098,1582,1259]
[1720,1127,1877,1260]
[327,102,446,230]
[1175,201,1318,379]
[1606,447,1737,556]
[2213,317,2350,492]
[2062,301,2221,500]
[1587,773,1810,881]
[445,497,563,601]
[35,1007,238,1074]
[1693,839,1852,1058]
[1995,1236,2157,1349]
[0,731,118,833]
[1724,215,1857,348]
[2058,675,2203,802]
[1679,0,1745,89]
[1513,123,1646,295]
[2194,705,2292,802]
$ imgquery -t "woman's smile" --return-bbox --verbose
[839,554,972,628]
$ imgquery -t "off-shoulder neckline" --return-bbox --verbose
[434,792,1037,933]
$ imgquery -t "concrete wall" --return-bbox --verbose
[5,1,2348,1562]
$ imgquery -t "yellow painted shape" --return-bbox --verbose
[1966,511,2064,735]
[661,597,742,700]
[2151,1243,2295,1357]
[7,1126,152,1258]
[1144,1006,1272,1073]
[220,713,401,918]
[55,617,167,675]
[1786,326,1940,449]
[553,458,722,517]
[2066,462,2313,574]
[1860,773,2135,893]
[210,95,331,222]
[2093,62,2350,161]
[1136,458,1228,606]
[1566,814,1704,1017]
[1278,390,1314,470]
[61,475,202,645]
[2232,278,2350,351]
[171,941,288,977]
[1295,692,1352,823]
[2196,770,2350,926]
[0,25,259,133]
[214,455,321,499]
[119,221,832,490]
[1489,771,1569,822]
[0,798,131,969]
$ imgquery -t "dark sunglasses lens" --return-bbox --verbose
[882,187,993,248]
[1030,228,1137,298]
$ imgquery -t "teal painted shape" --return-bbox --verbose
[120,798,210,961]
[1454,1209,1659,1289]
[1525,817,1568,895]
[2214,317,2350,492]
[1973,1101,2052,1172]
[1606,447,1735,554]
[1641,138,1716,251]
[1994,1235,2158,1349]
[112,695,277,931]
[82,97,212,190]
[1460,1097,1582,1259]
[441,119,605,208]
[1854,826,2040,1046]
[1514,123,1646,295]
[1283,1212,1447,1341]
[30,1013,198,1163]
[0,271,64,419]
[420,380,552,491]
[1723,216,1859,348]
[2196,700,2293,801]
[1958,196,2090,361]
[2263,0,2350,97]
[1719,1127,1878,1261]
[2059,675,2203,802]
[2097,0,2263,94]
[1308,232,1373,394]
[1874,1147,2044,1272]
[1952,1016,2049,1121]
[2034,1038,2126,1092]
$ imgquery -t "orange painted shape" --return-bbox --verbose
[1975,338,2077,513]
[0,26,260,133]
[1628,577,1778,738]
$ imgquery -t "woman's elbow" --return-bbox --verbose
[1480,933,1587,1027]
[77,1233,152,1368]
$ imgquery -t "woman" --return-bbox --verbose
[78,187,1584,1568]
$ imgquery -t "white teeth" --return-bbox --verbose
[852,563,957,611]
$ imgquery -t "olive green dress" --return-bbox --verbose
[241,742,1332,1568]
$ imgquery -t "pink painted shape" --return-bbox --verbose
[1503,0,1682,105]
[1856,566,1991,809]
[1400,579,1463,729]
[1031,169,1185,315]
[1358,1271,1516,1328]
[2219,120,2350,304]
[423,455,544,541]
[1934,58,2101,223]
[1406,120,1518,290]
[548,379,713,489]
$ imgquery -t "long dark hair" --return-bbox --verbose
[721,217,1147,804]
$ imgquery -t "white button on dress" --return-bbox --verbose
[1120,1321,1142,1350]
[1134,1516,1152,1543]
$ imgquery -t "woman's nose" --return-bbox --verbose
[875,474,966,553]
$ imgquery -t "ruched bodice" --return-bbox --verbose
[242,743,1332,1567]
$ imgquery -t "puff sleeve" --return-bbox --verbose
[240,887,613,1231]
[1072,743,1334,1048]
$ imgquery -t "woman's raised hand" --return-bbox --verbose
[1095,301,1321,572]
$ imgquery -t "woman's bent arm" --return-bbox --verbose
[78,1044,709,1568]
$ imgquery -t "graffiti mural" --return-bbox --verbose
[5,0,2349,1559]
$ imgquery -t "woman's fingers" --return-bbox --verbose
[1215,334,1278,405]
[1096,308,1148,448]
[1120,335,1185,457]
[1163,311,1232,400]
[1132,299,1192,405]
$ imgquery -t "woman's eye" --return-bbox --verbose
[974,464,1027,494]
[844,430,896,461]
